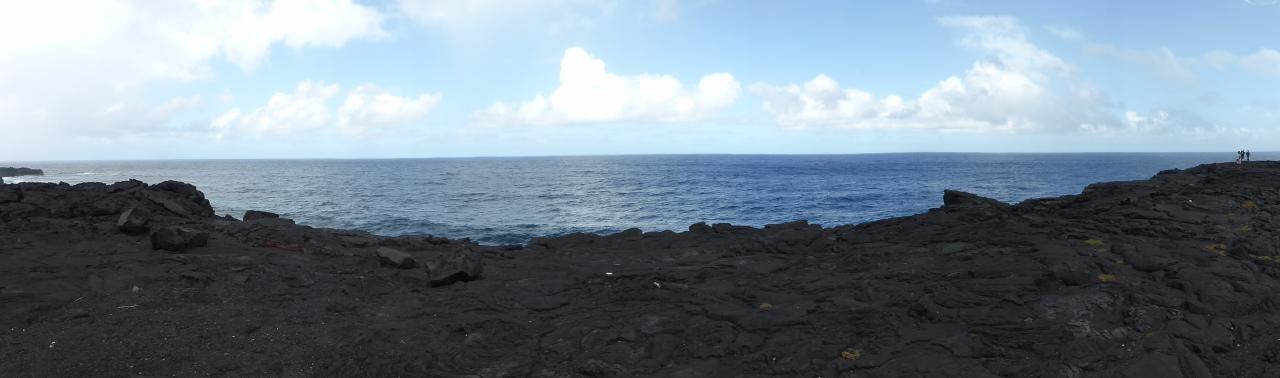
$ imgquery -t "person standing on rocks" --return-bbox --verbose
[1247,150,1251,161]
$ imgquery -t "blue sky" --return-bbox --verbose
[2,0,1280,160]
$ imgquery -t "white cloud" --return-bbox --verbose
[212,81,441,139]
[1195,48,1280,77]
[0,0,388,157]
[1072,109,1224,136]
[752,16,1109,132]
[1238,49,1280,76]
[936,16,1070,75]
[1083,44,1198,83]
[1202,50,1237,69]
[479,47,741,125]
[652,0,682,22]
[216,81,342,136]
[1044,25,1082,41]
[396,0,613,34]
[338,85,443,135]
[222,0,388,69]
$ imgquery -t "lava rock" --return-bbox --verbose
[106,179,146,193]
[144,181,215,218]
[942,190,1010,208]
[0,167,43,177]
[150,226,210,252]
[688,222,713,234]
[243,210,281,222]
[427,249,483,287]
[116,206,150,235]
[376,247,417,269]
[0,185,19,203]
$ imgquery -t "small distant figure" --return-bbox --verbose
[1236,150,1244,165]
[1246,150,1251,161]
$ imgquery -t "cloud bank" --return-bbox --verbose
[751,16,1112,133]
[212,82,441,138]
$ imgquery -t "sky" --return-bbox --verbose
[2,0,1280,160]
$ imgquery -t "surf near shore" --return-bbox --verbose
[3,162,1279,376]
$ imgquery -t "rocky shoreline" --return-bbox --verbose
[3,162,1280,376]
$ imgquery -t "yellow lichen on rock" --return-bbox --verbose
[1084,239,1106,251]
[1098,273,1117,283]
[1204,243,1227,256]
[840,349,863,361]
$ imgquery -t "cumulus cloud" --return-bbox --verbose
[752,16,1110,132]
[212,82,441,139]
[479,47,741,125]
[936,16,1070,75]
[338,85,443,135]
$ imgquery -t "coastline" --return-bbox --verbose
[3,162,1280,375]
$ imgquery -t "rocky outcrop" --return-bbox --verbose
[5,162,1280,376]
[0,167,43,177]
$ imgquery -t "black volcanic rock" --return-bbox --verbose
[242,210,280,222]
[427,248,483,286]
[376,247,416,269]
[150,226,209,252]
[0,167,43,177]
[115,206,150,235]
[5,162,1280,376]
[942,189,1009,208]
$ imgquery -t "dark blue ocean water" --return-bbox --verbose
[2,153,1255,245]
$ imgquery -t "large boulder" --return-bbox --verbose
[151,226,210,252]
[376,247,417,269]
[116,207,150,235]
[427,249,483,287]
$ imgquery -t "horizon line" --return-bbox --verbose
[1,151,1265,164]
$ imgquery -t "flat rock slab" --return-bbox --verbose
[376,247,416,269]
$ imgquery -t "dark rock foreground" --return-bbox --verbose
[3,163,1280,376]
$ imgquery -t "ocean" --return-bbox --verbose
[1,153,1254,245]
